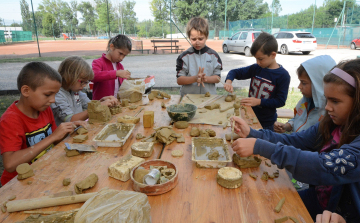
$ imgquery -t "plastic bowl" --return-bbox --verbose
[166,103,197,122]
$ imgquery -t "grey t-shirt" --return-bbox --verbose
[176,46,223,97]
[51,87,90,126]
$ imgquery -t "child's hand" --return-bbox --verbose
[116,70,131,79]
[224,83,234,93]
[73,120,88,129]
[231,138,256,157]
[316,210,346,223]
[100,96,118,107]
[197,67,205,87]
[52,122,75,141]
[230,116,250,138]
[241,97,261,107]
[274,122,286,133]
[100,99,114,107]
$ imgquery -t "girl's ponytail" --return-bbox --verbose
[106,34,132,52]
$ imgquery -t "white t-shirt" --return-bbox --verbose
[113,63,119,97]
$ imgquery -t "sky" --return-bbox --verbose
[0,0,324,25]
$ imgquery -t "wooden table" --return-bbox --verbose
[0,95,312,223]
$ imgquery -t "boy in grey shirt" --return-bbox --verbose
[176,17,223,97]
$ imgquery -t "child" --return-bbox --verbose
[176,17,223,97]
[224,32,290,131]
[274,55,336,133]
[0,62,81,185]
[92,34,132,100]
[231,59,360,222]
[51,56,118,126]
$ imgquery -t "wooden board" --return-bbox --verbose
[0,95,311,223]
[182,94,262,129]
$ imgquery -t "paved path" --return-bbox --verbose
[0,49,359,91]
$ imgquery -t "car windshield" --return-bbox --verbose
[296,33,315,38]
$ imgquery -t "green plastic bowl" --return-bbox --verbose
[166,103,197,122]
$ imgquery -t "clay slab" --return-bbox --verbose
[131,142,154,158]
[191,138,232,168]
[93,123,135,147]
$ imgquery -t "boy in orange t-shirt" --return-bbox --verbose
[0,62,82,185]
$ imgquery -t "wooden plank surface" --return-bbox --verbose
[0,95,312,223]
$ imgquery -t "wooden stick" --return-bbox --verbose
[231,117,235,144]
[198,95,223,109]
[6,193,97,212]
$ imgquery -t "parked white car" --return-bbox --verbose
[222,31,261,56]
[273,31,317,55]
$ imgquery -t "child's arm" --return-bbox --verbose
[225,65,255,92]
[92,60,130,82]
[255,72,291,108]
[2,122,75,173]
[177,67,206,86]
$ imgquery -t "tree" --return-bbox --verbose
[10,22,22,27]
[150,0,170,23]
[60,1,78,33]
[42,13,60,37]
[94,0,116,34]
[269,0,282,16]
[38,0,63,33]
[20,0,32,31]
[78,1,97,35]
[121,0,137,34]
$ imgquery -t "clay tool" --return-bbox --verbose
[65,143,96,152]
[6,192,97,212]
[231,117,235,144]
[198,95,223,109]
[134,107,144,117]
[185,95,195,103]
[217,76,234,94]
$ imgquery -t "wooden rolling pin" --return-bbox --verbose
[6,192,97,212]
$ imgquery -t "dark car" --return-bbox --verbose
[350,37,360,49]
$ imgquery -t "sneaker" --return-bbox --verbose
[291,178,303,190]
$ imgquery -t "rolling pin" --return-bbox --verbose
[6,192,97,212]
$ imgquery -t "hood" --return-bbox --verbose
[301,55,336,109]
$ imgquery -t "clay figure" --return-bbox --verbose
[117,115,140,124]
[174,121,189,129]
[207,149,220,160]
[148,93,155,101]
[74,173,98,194]
[253,117,258,124]
[273,170,280,178]
[73,134,88,143]
[249,173,257,180]
[136,133,146,140]
[216,167,242,189]
[131,142,154,158]
[156,94,164,99]
[190,127,200,137]
[129,92,142,103]
[109,105,122,115]
[225,133,240,141]
[265,161,271,167]
[8,195,16,201]
[205,129,216,137]
[27,181,32,185]
[16,163,34,180]
[129,105,138,110]
[121,99,130,107]
[205,103,220,110]
[199,129,210,137]
[261,171,269,181]
[64,148,80,157]
[143,111,154,128]
[161,102,166,108]
[160,91,171,99]
[134,168,150,183]
[204,92,210,97]
[275,216,289,223]
[62,178,71,186]
[233,154,262,168]
[225,95,233,102]
[160,176,169,184]
[274,197,286,213]
[176,136,185,143]
[171,150,184,157]
[220,105,233,113]
[198,108,207,113]
[76,127,88,135]
[87,100,111,124]
[161,168,176,180]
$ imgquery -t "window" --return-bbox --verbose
[253,32,261,39]
[276,33,286,38]
[286,33,294,38]
[231,32,240,40]
[296,33,315,38]
[239,32,248,40]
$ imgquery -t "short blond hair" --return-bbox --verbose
[186,17,209,38]
[58,56,94,91]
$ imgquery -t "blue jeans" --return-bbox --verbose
[298,187,324,221]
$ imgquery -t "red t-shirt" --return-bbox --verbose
[0,101,57,185]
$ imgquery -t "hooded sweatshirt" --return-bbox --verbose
[289,55,336,132]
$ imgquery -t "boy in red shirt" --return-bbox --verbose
[0,62,81,185]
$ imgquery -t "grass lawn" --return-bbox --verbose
[0,90,302,121]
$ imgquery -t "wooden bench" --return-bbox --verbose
[131,49,150,54]
[161,48,185,54]
[151,39,180,54]
[277,108,294,119]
